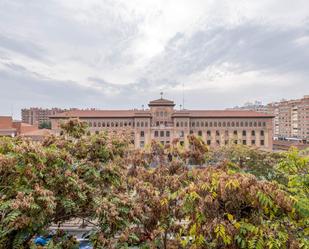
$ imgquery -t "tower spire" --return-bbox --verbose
[160,91,163,99]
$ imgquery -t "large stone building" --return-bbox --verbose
[50,97,274,150]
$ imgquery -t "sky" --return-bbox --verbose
[0,0,309,119]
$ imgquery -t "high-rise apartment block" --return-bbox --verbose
[21,108,71,125]
[231,95,309,142]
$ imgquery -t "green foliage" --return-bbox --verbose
[0,119,308,249]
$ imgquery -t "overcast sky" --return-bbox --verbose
[0,0,309,119]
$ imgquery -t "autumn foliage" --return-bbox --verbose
[0,119,308,249]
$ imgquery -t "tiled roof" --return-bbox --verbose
[148,98,175,106]
[173,110,274,118]
[50,110,151,118]
[50,109,273,119]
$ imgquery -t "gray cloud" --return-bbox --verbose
[0,0,309,119]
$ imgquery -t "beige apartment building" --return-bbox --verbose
[231,95,309,142]
[50,97,274,150]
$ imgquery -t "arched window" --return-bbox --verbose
[137,122,140,127]
[93,122,97,127]
[111,122,114,127]
[180,121,183,127]
[102,122,105,127]
[176,122,179,127]
[107,122,110,127]
[216,130,220,136]
[98,122,101,127]
[141,122,144,127]
[89,122,92,127]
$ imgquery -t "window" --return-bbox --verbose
[176,122,179,127]
[258,122,261,127]
[141,122,144,127]
[245,122,248,127]
[190,130,194,134]
[93,122,97,127]
[218,122,221,127]
[140,131,145,137]
[236,122,239,127]
[160,131,164,137]
[201,122,204,127]
[137,122,140,127]
[240,122,243,127]
[227,122,230,127]
[140,141,145,148]
[179,131,184,137]
[207,130,211,136]
[260,140,265,146]
[205,122,208,127]
[119,122,123,127]
[223,122,226,127]
[233,130,237,135]
[102,122,106,127]
[214,122,217,127]
[145,122,148,127]
[191,122,195,127]
[242,140,246,145]
[242,130,246,136]
[231,122,235,127]
[154,131,159,137]
[196,121,199,127]
[185,122,188,127]
[209,122,213,127]
[260,130,264,136]
[263,122,266,127]
[89,122,92,127]
[225,130,229,136]
[115,122,118,127]
[234,140,238,144]
[124,122,127,127]
[198,130,202,136]
[251,140,256,145]
[180,121,184,127]
[216,140,220,145]
[98,122,101,127]
[251,130,255,136]
[207,140,211,145]
[160,112,163,117]
[156,121,159,126]
[166,131,170,137]
[216,130,220,136]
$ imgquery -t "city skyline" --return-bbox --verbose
[1,0,309,118]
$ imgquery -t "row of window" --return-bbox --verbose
[191,130,265,137]
[176,121,266,128]
[88,120,267,128]
[139,130,265,138]
[140,139,265,148]
[206,139,264,146]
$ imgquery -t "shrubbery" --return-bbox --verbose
[0,119,308,249]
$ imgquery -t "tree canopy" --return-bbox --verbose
[0,119,308,249]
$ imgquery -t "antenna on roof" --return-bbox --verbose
[160,92,163,99]
[182,83,185,109]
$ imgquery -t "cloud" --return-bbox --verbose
[0,0,308,119]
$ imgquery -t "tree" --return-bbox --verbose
[0,119,308,249]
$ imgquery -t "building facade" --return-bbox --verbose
[21,107,69,126]
[230,95,309,142]
[50,98,274,150]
